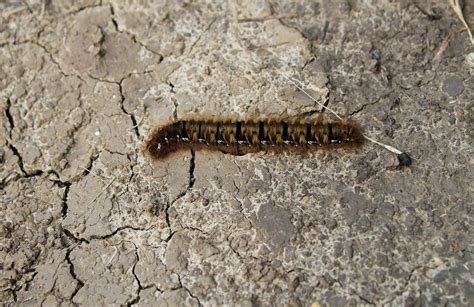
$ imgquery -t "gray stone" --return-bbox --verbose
[256,202,295,249]
[165,232,191,272]
[442,76,465,97]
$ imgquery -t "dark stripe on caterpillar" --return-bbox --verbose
[144,116,365,160]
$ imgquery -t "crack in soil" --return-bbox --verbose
[189,150,196,188]
[163,149,196,234]
[87,225,148,241]
[225,234,245,261]
[187,17,217,54]
[177,274,202,307]
[4,97,46,178]
[10,288,17,303]
[5,97,14,137]
[118,79,141,138]
[108,3,164,59]
[125,153,137,182]
[65,248,84,303]
[348,98,381,117]
[127,242,142,306]
[7,143,43,177]
[34,41,73,78]
[60,184,71,218]
[61,228,90,245]
[335,279,375,305]
[55,3,107,18]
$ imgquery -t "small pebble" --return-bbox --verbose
[371,50,381,60]
[466,52,474,67]
[383,154,399,169]
[397,152,412,166]
[442,76,464,97]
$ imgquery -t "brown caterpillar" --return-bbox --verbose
[144,116,365,160]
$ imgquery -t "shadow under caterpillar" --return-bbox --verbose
[144,116,365,160]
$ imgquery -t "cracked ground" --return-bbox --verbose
[1,0,473,306]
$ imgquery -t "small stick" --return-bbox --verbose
[432,33,454,63]
[283,75,342,120]
[130,116,144,130]
[88,177,117,206]
[3,5,28,18]
[362,135,402,155]
[40,0,46,18]
[449,0,474,46]
[80,166,110,183]
[238,14,298,23]
[284,75,411,164]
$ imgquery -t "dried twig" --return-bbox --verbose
[449,0,474,46]
[283,75,342,119]
[88,177,117,206]
[238,14,298,23]
[2,5,28,18]
[432,33,454,63]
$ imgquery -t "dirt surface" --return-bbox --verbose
[1,0,473,306]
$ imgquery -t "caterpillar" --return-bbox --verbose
[144,116,365,160]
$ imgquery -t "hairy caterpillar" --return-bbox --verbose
[144,116,365,160]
